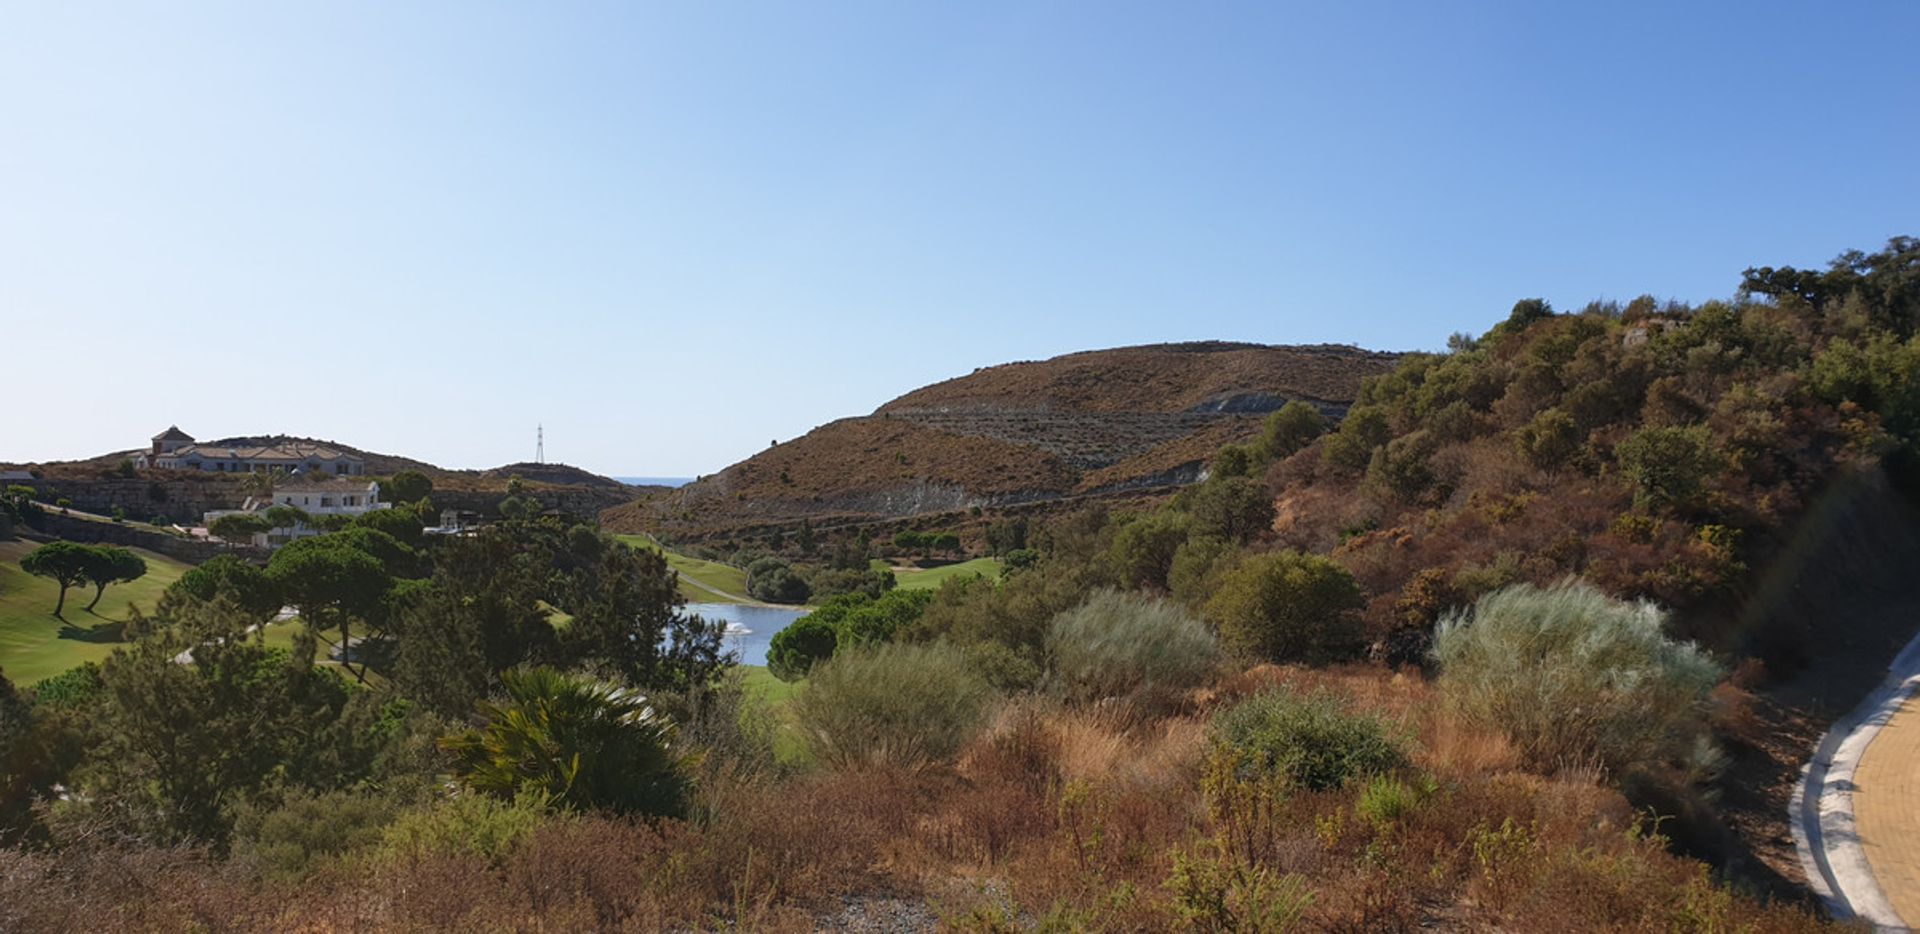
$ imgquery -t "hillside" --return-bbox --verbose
[3,438,639,524]
[604,342,1398,539]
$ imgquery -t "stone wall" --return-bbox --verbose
[19,476,247,525]
[26,511,241,563]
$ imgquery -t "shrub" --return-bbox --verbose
[766,616,838,682]
[1046,589,1219,707]
[1204,551,1364,663]
[745,557,811,604]
[1515,408,1581,471]
[1321,406,1391,474]
[232,789,401,879]
[442,668,691,816]
[1432,579,1721,775]
[1366,429,1438,499]
[1104,511,1192,590]
[1259,401,1330,461]
[793,642,997,770]
[961,641,1043,693]
[1614,425,1722,511]
[1167,536,1241,608]
[1182,476,1275,544]
[1209,688,1409,790]
[374,792,556,865]
[767,589,935,681]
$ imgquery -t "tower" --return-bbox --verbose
[536,424,545,465]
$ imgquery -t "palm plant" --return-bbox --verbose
[442,667,691,816]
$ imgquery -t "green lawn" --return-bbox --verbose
[615,534,752,603]
[891,556,1004,591]
[0,538,194,685]
[738,664,809,765]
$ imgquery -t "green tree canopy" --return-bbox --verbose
[19,541,96,618]
[80,546,147,612]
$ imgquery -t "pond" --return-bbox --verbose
[685,602,808,667]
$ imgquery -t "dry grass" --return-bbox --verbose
[0,665,1835,933]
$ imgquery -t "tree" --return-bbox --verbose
[0,666,55,845]
[745,556,811,604]
[20,541,97,618]
[1105,511,1193,591]
[1614,425,1722,512]
[82,601,362,844]
[208,512,272,545]
[1183,476,1275,544]
[81,546,147,612]
[390,530,557,717]
[165,554,283,624]
[442,667,690,816]
[766,616,839,682]
[1204,551,1365,663]
[239,467,285,498]
[384,470,433,505]
[1260,401,1331,461]
[264,504,309,531]
[268,537,392,682]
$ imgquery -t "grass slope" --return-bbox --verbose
[0,538,192,684]
[614,534,752,604]
[891,557,1003,591]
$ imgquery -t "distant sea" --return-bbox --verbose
[613,476,694,488]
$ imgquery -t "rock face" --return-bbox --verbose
[605,341,1399,541]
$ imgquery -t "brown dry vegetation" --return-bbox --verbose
[879,341,1398,414]
[0,666,1831,932]
[606,343,1399,541]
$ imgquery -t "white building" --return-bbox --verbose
[137,427,365,476]
[205,478,392,548]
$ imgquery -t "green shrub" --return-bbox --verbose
[1204,551,1364,663]
[1209,688,1409,790]
[1046,589,1219,706]
[1432,579,1721,775]
[1320,406,1391,474]
[1104,511,1193,590]
[1182,476,1275,544]
[1167,536,1242,608]
[442,667,690,816]
[232,789,401,879]
[793,642,997,770]
[961,640,1043,692]
[1365,429,1438,498]
[1515,407,1581,471]
[766,616,838,682]
[374,792,555,865]
[1614,425,1722,511]
[746,556,812,604]
[1259,401,1330,461]
[1354,774,1432,832]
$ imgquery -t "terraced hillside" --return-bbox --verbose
[604,342,1397,540]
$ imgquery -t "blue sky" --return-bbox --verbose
[4,2,1916,476]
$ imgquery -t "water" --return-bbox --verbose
[684,602,808,667]
[614,476,695,488]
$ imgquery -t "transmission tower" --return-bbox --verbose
[536,424,545,465]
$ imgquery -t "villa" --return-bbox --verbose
[136,426,365,476]
[204,478,391,548]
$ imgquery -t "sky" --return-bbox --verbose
[4,2,1917,477]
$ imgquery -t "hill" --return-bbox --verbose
[2,438,639,525]
[603,342,1398,540]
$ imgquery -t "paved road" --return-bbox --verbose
[1855,690,1920,928]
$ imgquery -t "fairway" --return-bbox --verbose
[892,556,1003,591]
[0,538,194,685]
[615,533,753,603]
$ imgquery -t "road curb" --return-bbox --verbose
[1792,630,1920,931]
